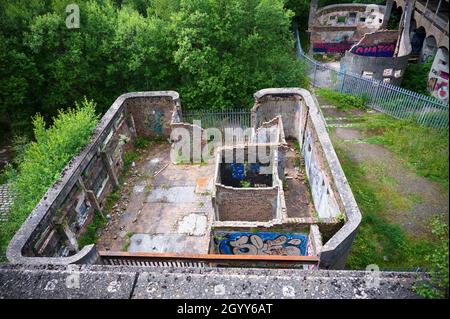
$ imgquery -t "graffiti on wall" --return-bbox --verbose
[145,108,164,135]
[434,80,448,101]
[351,42,396,57]
[214,231,308,256]
[313,42,355,54]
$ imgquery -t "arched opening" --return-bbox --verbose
[387,2,403,29]
[411,26,426,55]
[421,35,438,63]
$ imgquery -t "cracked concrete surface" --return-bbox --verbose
[97,142,215,254]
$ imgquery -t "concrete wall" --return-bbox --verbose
[303,122,342,220]
[213,145,281,223]
[214,185,278,222]
[341,50,410,85]
[310,4,386,54]
[428,47,449,103]
[252,89,362,269]
[349,30,399,57]
[7,92,180,265]
[395,0,449,51]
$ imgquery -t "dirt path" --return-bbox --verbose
[317,95,449,239]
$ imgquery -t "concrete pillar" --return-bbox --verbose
[395,0,416,57]
[63,223,79,252]
[381,0,395,29]
[100,150,119,188]
[434,0,442,17]
[128,113,137,138]
[77,177,104,217]
[86,190,104,217]
[308,0,319,56]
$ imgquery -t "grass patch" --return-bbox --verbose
[357,114,449,188]
[77,211,107,248]
[336,146,436,270]
[122,150,140,172]
[122,231,134,251]
[316,88,366,111]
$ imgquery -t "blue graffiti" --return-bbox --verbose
[231,163,245,181]
[216,231,308,256]
[146,109,164,135]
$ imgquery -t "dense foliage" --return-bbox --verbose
[0,101,99,261]
[0,0,306,137]
[316,88,367,111]
[401,59,433,95]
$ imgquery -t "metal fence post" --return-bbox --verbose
[313,63,318,87]
[340,71,346,93]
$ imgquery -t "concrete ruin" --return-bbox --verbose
[6,89,361,270]
[308,1,449,96]
[309,3,412,85]
[309,4,387,55]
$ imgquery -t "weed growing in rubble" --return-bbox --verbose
[77,211,107,248]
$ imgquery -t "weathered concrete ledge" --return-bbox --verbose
[0,264,424,299]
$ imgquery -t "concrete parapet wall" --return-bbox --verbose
[0,264,424,299]
[7,92,180,265]
[341,50,410,85]
[252,89,362,269]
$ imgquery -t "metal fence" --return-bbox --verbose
[182,108,252,131]
[293,24,449,130]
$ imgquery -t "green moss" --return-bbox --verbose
[122,231,135,252]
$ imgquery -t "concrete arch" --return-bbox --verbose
[394,0,449,51]
[414,15,449,50]
[411,25,426,54]
[422,35,438,62]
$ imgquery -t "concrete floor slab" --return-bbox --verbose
[128,234,188,253]
[128,233,210,254]
[177,213,208,236]
[146,186,198,203]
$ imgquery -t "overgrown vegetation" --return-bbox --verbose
[401,59,433,95]
[359,114,449,188]
[337,146,434,269]
[0,100,99,261]
[414,216,449,299]
[77,211,108,248]
[1,0,307,137]
[316,88,367,111]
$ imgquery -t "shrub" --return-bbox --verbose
[0,99,99,261]
[414,217,449,299]
[317,88,366,111]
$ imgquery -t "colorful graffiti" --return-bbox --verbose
[313,42,355,54]
[435,80,448,101]
[146,108,164,135]
[351,42,396,57]
[214,231,308,256]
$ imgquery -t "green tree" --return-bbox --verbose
[173,0,307,110]
[0,99,99,261]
